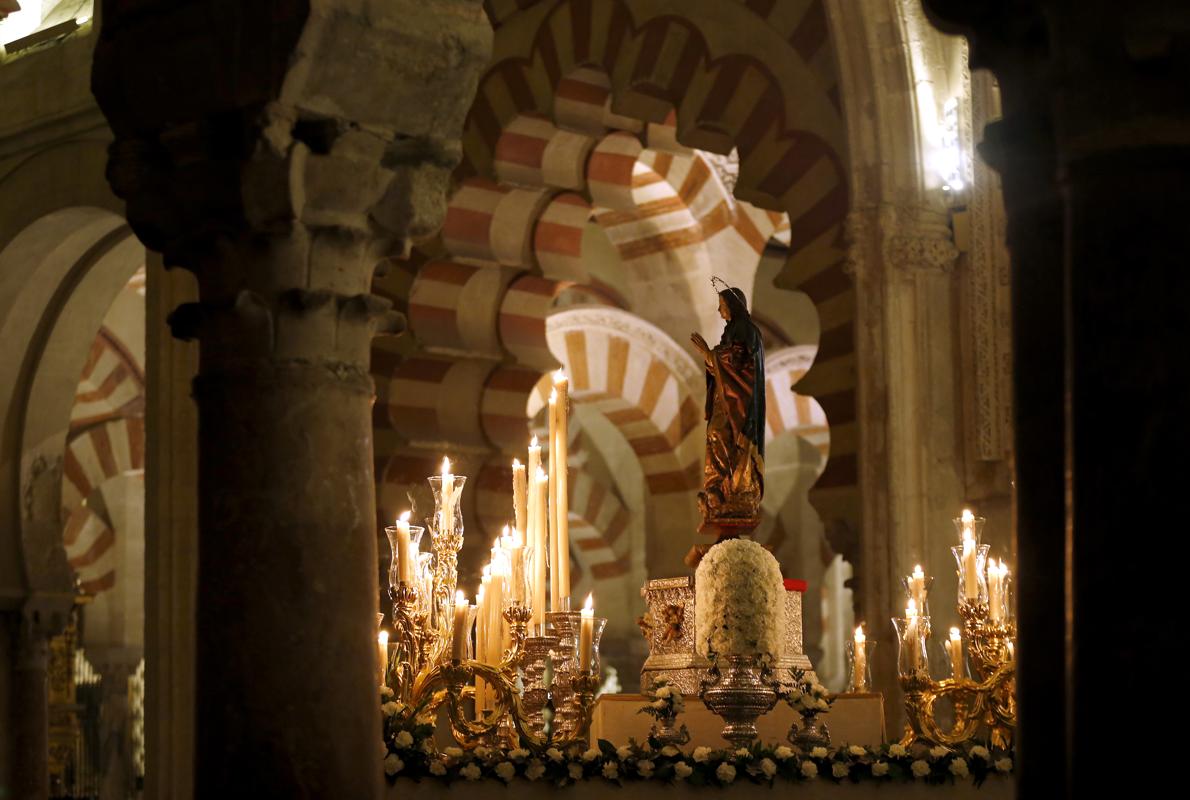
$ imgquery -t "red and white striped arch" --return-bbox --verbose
[62,417,145,513]
[765,345,830,465]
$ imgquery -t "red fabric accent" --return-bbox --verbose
[783,578,808,593]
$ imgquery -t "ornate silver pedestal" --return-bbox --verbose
[640,577,817,693]
[699,655,778,747]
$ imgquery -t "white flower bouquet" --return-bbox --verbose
[694,538,784,658]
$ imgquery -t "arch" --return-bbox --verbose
[61,417,145,513]
[765,344,830,464]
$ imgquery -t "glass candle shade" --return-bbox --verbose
[951,542,990,606]
[427,474,468,544]
[940,636,966,682]
[900,573,935,617]
[577,617,608,675]
[846,639,877,693]
[446,601,478,662]
[891,615,931,681]
[952,512,987,543]
[384,524,425,590]
[986,562,1013,624]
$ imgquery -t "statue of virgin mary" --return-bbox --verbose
[688,281,765,558]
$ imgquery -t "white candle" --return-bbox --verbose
[377,630,389,686]
[512,458,527,543]
[553,370,571,607]
[946,627,963,681]
[853,625,867,691]
[578,592,595,672]
[961,532,979,600]
[904,598,921,670]
[396,511,413,584]
[987,558,1002,621]
[548,389,559,611]
[475,581,487,712]
[450,591,469,661]
[910,564,927,611]
[532,467,549,632]
[506,526,525,604]
[440,457,455,536]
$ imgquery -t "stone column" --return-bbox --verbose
[11,606,54,800]
[91,3,491,796]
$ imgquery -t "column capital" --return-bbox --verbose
[845,204,959,277]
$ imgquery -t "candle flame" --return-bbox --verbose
[441,456,452,476]
[456,590,466,605]
[906,598,918,617]
[949,627,962,642]
[378,630,388,646]
[398,510,411,524]
[530,435,538,447]
[513,458,521,468]
[482,565,491,581]
[554,369,567,384]
[583,592,594,611]
[537,467,548,482]
[501,524,510,537]
[961,508,975,524]
[854,624,865,643]
[912,564,924,577]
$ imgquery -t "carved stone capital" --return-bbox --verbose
[844,205,959,277]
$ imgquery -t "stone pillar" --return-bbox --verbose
[11,607,53,800]
[91,3,491,796]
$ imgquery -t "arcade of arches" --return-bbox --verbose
[1,1,1186,799]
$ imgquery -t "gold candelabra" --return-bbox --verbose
[381,465,605,753]
[892,511,1017,749]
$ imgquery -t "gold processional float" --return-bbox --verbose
[375,280,1016,752]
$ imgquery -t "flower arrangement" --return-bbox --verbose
[380,685,437,776]
[382,736,1012,786]
[783,667,833,715]
[694,538,784,658]
[638,677,685,720]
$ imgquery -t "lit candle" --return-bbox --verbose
[553,370,571,608]
[377,630,389,686]
[988,559,1008,622]
[909,564,927,611]
[547,389,559,611]
[904,598,921,670]
[578,592,595,673]
[440,457,456,537]
[396,511,413,584]
[450,591,469,661]
[532,467,549,632]
[512,458,527,542]
[853,624,867,691]
[961,508,976,537]
[505,526,525,604]
[475,581,487,713]
[946,627,963,681]
[961,530,979,600]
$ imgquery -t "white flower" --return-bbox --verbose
[995,757,1013,773]
[888,743,908,758]
[637,759,655,778]
[474,746,492,759]
[800,761,818,778]
[602,762,619,780]
[656,686,672,699]
[430,760,447,776]
[694,539,785,658]
[581,747,601,762]
[674,761,693,779]
[693,746,712,763]
[911,759,931,778]
[444,747,464,760]
[716,763,736,783]
[546,748,564,763]
[832,762,850,778]
[651,699,667,710]
[810,747,828,759]
[950,758,969,778]
[775,746,794,760]
[460,763,482,781]
[616,745,633,760]
[816,698,830,711]
[929,745,949,760]
[735,748,751,759]
[383,754,404,776]
[509,748,530,761]
[394,731,414,749]
[759,758,777,778]
[381,702,400,718]
[525,760,546,781]
[970,745,990,761]
[661,745,680,757]
[420,738,434,754]
[568,763,584,781]
[849,745,867,757]
[380,686,394,698]
[495,762,516,782]
[872,761,889,777]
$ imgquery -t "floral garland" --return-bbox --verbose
[383,723,1013,787]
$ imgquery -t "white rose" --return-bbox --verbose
[430,760,447,776]
[546,748,564,763]
[674,761,693,779]
[775,746,794,760]
[817,698,830,711]
[888,743,908,758]
[656,686,672,698]
[849,745,867,757]
[810,747,828,759]
[510,748,530,761]
[929,745,949,759]
[637,760,655,777]
[383,754,404,776]
[911,759,931,778]
[759,758,777,778]
[800,761,818,778]
[495,762,516,782]
[651,699,666,710]
[525,761,546,781]
[568,763,584,781]
[716,763,736,783]
[872,761,889,777]
[949,758,969,778]
[832,762,849,778]
[582,748,601,762]
[460,763,482,781]
[602,762,619,779]
[995,757,1013,773]
[616,745,633,760]
[380,686,394,698]
[394,731,414,749]
[444,747,464,760]
[381,702,400,718]
[661,745,680,757]
[474,746,492,759]
[735,748,751,759]
[693,746,712,763]
[970,746,990,761]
